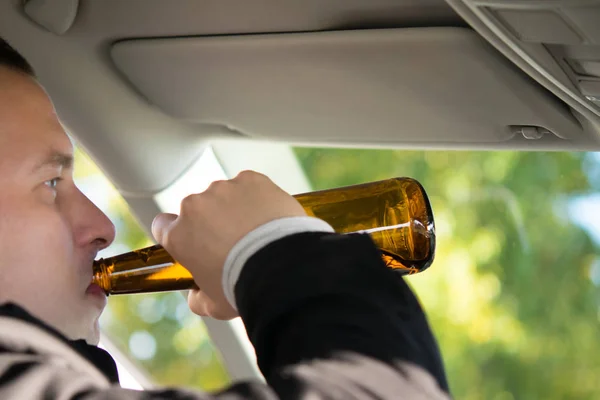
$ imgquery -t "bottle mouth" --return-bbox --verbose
[91,261,111,295]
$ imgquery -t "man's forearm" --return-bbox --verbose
[222,217,335,310]
[235,232,450,398]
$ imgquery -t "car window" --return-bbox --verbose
[74,147,231,392]
[77,142,600,399]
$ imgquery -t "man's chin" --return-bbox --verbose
[75,297,105,344]
[73,308,103,345]
[85,283,108,310]
[85,319,101,345]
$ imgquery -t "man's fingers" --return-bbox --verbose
[151,213,178,245]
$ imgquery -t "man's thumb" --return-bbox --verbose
[151,213,178,244]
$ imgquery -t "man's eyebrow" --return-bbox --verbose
[33,151,74,172]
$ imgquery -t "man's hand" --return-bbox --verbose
[151,171,307,320]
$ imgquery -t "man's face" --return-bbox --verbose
[0,67,115,344]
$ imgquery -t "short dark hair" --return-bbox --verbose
[0,37,35,76]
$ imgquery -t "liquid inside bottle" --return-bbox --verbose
[93,177,435,295]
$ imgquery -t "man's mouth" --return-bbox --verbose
[86,282,107,298]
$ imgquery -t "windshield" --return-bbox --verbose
[77,145,600,399]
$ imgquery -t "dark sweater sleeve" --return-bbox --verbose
[234,232,449,398]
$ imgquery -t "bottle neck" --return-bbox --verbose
[92,261,111,294]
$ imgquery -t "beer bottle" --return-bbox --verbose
[92,177,435,295]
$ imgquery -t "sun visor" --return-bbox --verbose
[111,27,582,146]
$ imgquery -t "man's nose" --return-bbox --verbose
[73,190,116,250]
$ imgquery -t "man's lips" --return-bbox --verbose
[86,283,107,298]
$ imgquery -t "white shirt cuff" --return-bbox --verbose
[222,216,335,311]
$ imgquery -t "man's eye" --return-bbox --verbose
[44,178,62,189]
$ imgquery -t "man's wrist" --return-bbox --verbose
[222,216,335,310]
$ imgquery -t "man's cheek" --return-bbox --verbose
[31,208,74,254]
[0,201,73,277]
[0,212,28,269]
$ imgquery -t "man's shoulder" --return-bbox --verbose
[0,302,119,383]
[0,303,66,340]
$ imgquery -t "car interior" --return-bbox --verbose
[1,0,600,398]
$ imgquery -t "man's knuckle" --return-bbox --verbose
[206,180,228,193]
[236,170,260,181]
[182,193,210,213]
[180,194,197,212]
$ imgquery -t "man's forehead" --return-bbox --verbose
[0,67,73,168]
[0,68,57,120]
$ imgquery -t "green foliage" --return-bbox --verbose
[294,147,600,399]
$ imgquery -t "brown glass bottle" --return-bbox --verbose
[92,177,435,295]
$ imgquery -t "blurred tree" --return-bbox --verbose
[294,148,600,400]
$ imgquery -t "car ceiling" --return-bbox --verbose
[1,0,599,200]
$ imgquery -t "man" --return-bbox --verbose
[0,38,450,399]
